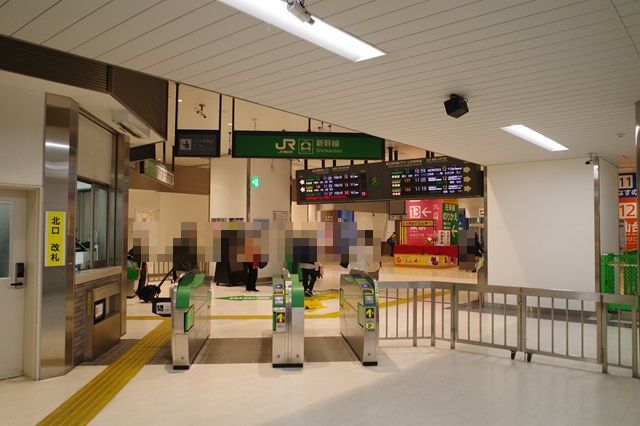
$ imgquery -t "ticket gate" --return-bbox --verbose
[340,271,379,366]
[272,269,304,368]
[168,271,212,369]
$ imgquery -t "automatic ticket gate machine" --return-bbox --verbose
[167,271,212,369]
[272,268,305,368]
[340,271,379,366]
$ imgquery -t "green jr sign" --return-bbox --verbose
[232,131,385,160]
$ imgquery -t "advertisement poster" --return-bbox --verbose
[618,173,637,251]
[403,200,440,245]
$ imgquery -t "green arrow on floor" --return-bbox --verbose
[216,295,273,301]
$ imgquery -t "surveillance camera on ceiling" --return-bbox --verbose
[286,0,314,24]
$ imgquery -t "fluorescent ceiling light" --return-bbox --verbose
[500,125,569,152]
[218,0,385,62]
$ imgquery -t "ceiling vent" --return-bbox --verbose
[112,110,150,139]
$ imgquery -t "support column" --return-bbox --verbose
[478,167,488,286]
[636,101,640,296]
[40,93,78,379]
[591,153,600,292]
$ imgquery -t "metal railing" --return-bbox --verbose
[146,261,210,280]
[377,281,639,378]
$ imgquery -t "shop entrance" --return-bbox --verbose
[0,189,27,379]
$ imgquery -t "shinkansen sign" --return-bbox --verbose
[232,131,384,160]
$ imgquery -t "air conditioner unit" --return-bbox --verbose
[111,110,150,139]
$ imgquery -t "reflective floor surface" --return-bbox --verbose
[2,263,639,425]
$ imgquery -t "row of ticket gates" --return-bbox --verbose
[152,268,379,369]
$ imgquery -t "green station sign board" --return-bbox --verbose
[232,131,385,160]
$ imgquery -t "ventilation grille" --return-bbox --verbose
[0,35,108,92]
[110,66,168,140]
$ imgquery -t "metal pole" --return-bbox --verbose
[451,284,456,349]
[412,287,418,347]
[631,301,638,378]
[430,283,436,346]
[601,296,608,374]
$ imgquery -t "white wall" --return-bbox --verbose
[210,157,247,220]
[250,158,291,221]
[129,189,209,257]
[487,158,595,291]
[250,159,291,277]
[0,82,44,187]
[77,116,113,185]
[599,159,619,255]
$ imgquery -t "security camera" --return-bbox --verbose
[286,0,314,24]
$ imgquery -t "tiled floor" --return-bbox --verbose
[3,263,640,425]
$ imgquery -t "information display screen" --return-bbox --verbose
[295,157,482,204]
[296,163,384,203]
[385,157,482,199]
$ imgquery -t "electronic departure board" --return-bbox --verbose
[295,157,482,204]
[296,163,384,203]
[385,157,482,199]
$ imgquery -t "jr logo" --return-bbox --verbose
[275,138,296,151]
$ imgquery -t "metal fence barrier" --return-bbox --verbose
[147,262,210,280]
[377,281,639,378]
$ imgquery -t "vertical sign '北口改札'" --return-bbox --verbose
[45,211,65,267]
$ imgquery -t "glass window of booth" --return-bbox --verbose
[76,180,113,270]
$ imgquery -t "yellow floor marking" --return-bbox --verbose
[38,319,171,426]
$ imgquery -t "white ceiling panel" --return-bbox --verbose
[98,1,236,65]
[71,0,212,58]
[126,13,258,72]
[42,0,162,51]
[11,0,111,44]
[0,0,59,35]
[2,0,639,166]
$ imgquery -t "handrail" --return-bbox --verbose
[376,280,639,379]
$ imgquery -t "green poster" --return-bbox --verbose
[442,202,459,245]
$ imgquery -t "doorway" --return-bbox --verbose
[0,189,27,379]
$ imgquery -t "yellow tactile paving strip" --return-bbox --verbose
[37,319,171,426]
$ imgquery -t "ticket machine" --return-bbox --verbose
[272,269,304,367]
[340,271,379,366]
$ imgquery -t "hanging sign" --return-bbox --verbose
[139,160,175,187]
[174,129,220,157]
[387,157,483,199]
[45,211,65,267]
[232,131,385,159]
[618,172,637,251]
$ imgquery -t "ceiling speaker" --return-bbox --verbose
[444,94,468,118]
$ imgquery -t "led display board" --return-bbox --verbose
[385,157,482,199]
[296,163,384,203]
[295,157,483,204]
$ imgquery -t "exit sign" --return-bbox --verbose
[250,176,260,188]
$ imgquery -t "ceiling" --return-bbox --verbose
[1,0,639,166]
